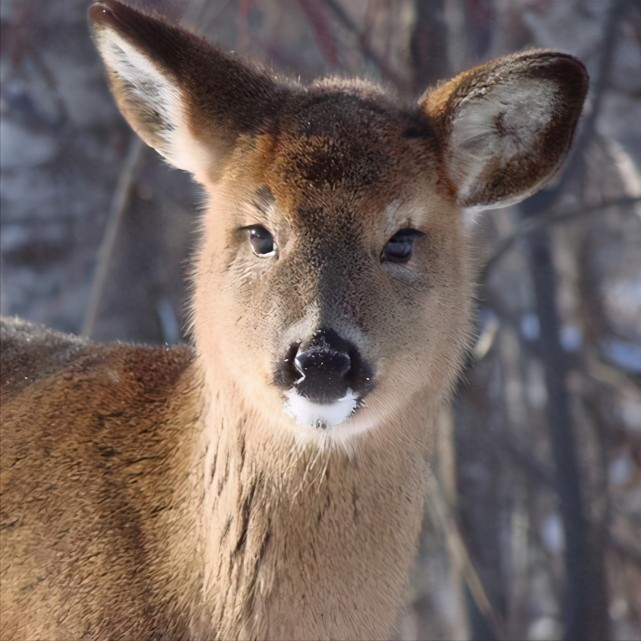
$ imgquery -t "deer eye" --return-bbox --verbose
[248,225,276,257]
[381,229,425,264]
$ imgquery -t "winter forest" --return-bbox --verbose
[1,0,640,639]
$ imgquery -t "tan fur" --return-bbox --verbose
[0,2,588,639]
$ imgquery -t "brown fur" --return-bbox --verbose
[0,2,588,639]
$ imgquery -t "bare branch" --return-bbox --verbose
[81,138,145,337]
[426,472,505,640]
[298,0,339,67]
[480,196,641,283]
[322,0,408,91]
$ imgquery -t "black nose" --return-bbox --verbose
[294,344,351,403]
[274,328,373,404]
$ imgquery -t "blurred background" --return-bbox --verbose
[1,0,640,639]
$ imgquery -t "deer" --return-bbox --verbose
[0,1,588,639]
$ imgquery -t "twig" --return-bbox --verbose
[322,0,407,90]
[584,351,641,395]
[500,428,641,569]
[409,0,450,92]
[480,196,641,282]
[426,472,504,640]
[498,432,557,491]
[298,0,339,67]
[610,536,641,568]
[81,138,145,337]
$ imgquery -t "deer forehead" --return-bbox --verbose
[280,107,435,186]
[214,94,446,234]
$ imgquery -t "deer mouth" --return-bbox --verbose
[283,388,361,430]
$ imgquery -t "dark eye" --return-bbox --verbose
[248,225,276,257]
[381,229,425,264]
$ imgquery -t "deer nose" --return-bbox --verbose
[274,327,374,405]
[294,345,352,404]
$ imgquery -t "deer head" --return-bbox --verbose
[89,1,587,444]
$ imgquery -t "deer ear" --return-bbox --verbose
[88,1,286,183]
[421,51,588,211]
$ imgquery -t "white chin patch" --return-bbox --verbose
[283,389,358,429]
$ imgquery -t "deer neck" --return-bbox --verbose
[186,360,434,640]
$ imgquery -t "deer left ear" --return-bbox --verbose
[421,51,588,211]
[89,1,288,184]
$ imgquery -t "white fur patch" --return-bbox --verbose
[384,199,402,231]
[95,29,211,179]
[283,389,358,429]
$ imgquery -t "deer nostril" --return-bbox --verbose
[294,348,352,381]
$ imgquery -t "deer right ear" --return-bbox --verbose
[421,51,588,211]
[89,1,286,183]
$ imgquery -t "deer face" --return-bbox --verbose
[193,89,475,439]
[89,1,587,442]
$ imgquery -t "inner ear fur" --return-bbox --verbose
[421,51,589,210]
[89,0,289,181]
